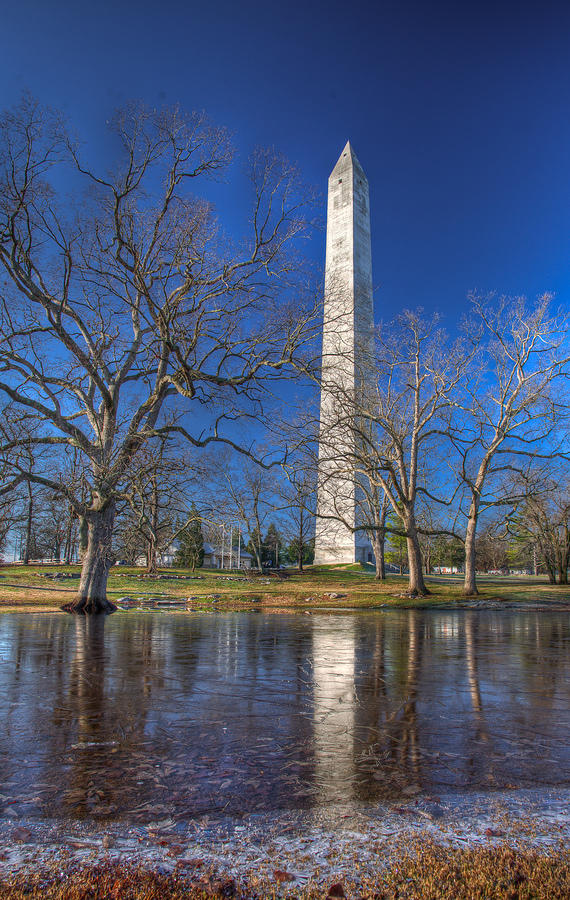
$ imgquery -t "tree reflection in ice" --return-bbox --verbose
[0,610,567,822]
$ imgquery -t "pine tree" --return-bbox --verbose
[287,537,314,567]
[263,523,281,567]
[385,532,408,575]
[175,506,204,571]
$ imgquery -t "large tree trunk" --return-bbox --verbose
[463,500,479,596]
[372,530,386,580]
[146,477,159,574]
[62,501,117,615]
[405,520,429,595]
[146,539,157,574]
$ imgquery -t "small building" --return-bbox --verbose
[134,540,253,569]
[134,541,180,568]
[157,544,179,567]
[202,542,253,569]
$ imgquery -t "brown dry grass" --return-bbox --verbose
[1,563,570,614]
[1,845,569,899]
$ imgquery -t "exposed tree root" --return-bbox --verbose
[61,597,117,615]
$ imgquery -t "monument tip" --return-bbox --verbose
[331,140,365,178]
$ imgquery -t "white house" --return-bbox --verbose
[135,540,253,569]
[202,542,253,569]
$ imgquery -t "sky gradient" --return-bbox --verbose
[2,0,569,326]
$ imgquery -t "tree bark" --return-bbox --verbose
[62,500,117,614]
[146,477,159,574]
[372,530,386,580]
[146,539,157,574]
[405,520,429,595]
[463,497,479,596]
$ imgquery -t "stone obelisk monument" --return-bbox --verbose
[313,142,374,565]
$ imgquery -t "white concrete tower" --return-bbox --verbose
[313,142,374,565]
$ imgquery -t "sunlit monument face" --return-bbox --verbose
[314,142,374,565]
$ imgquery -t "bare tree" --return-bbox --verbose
[357,476,389,580]
[451,294,568,595]
[117,440,194,573]
[318,311,470,595]
[0,95,318,612]
[416,504,443,576]
[506,465,570,584]
[216,459,275,569]
[0,452,18,561]
[36,491,70,561]
[474,520,510,573]
[276,468,315,571]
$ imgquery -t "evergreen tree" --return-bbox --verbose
[432,535,464,572]
[385,532,408,575]
[263,523,281,566]
[175,506,204,571]
[287,537,314,566]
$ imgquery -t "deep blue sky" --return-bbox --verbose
[2,0,570,325]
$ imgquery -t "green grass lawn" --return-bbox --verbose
[1,562,569,612]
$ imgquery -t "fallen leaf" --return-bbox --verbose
[274,869,295,883]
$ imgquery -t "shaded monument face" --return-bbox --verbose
[314,142,374,565]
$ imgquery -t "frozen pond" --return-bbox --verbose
[0,610,568,825]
